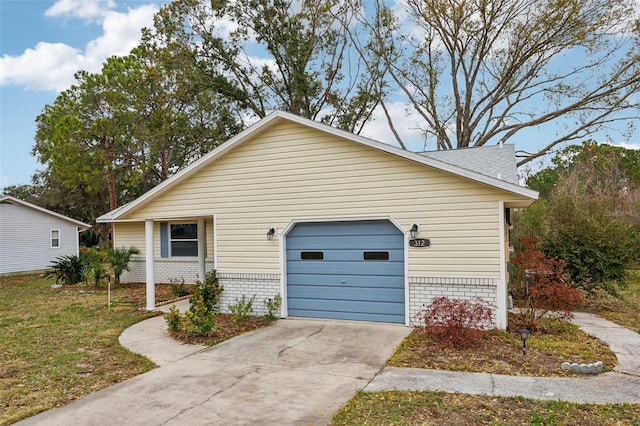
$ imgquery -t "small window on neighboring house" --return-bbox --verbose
[170,224,198,257]
[51,230,60,248]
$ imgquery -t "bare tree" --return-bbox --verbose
[365,0,640,164]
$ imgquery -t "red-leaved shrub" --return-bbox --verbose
[418,296,494,348]
[511,236,584,330]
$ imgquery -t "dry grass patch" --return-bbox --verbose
[583,270,640,334]
[0,275,175,425]
[331,391,640,426]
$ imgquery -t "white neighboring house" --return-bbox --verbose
[0,196,91,275]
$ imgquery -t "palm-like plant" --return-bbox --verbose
[105,246,140,285]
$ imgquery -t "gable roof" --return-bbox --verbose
[97,111,538,222]
[0,195,91,229]
[420,144,519,185]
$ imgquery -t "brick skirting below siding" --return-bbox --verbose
[121,259,282,316]
[123,259,498,323]
[121,257,215,285]
[217,272,281,316]
[408,276,499,326]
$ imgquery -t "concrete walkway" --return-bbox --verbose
[365,312,640,404]
[18,301,411,426]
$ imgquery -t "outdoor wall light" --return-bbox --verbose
[266,228,276,241]
[519,329,530,355]
[410,224,419,239]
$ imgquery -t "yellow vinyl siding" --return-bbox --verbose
[122,122,529,276]
[113,222,146,255]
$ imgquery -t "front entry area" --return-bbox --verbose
[286,220,405,323]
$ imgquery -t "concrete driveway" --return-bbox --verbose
[19,318,410,426]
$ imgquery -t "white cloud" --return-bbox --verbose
[0,42,89,91]
[607,142,640,150]
[45,0,116,21]
[360,102,425,151]
[86,5,158,59]
[0,2,159,92]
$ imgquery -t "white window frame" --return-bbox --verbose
[169,223,198,257]
[51,229,60,248]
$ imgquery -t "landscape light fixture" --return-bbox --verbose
[266,228,276,241]
[410,224,419,239]
[519,329,530,355]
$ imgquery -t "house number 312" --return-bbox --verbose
[409,238,431,248]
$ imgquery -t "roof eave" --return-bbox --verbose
[0,195,91,229]
[97,110,539,222]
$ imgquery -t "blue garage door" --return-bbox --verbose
[286,220,405,323]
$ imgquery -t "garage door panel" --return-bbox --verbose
[287,274,403,288]
[287,285,405,302]
[286,237,404,250]
[287,221,401,237]
[288,298,404,316]
[286,220,405,324]
[287,309,404,323]
[287,261,403,276]
[286,248,404,262]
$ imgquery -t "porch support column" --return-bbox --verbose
[197,217,206,282]
[145,219,155,310]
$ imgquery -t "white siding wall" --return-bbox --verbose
[124,123,523,278]
[0,203,80,274]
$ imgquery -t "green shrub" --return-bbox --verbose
[228,295,255,323]
[542,192,639,296]
[83,262,107,287]
[165,305,182,333]
[197,269,224,313]
[263,294,282,321]
[105,246,140,285]
[164,269,223,336]
[184,291,215,336]
[45,254,90,284]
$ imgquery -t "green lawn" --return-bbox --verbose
[0,275,167,425]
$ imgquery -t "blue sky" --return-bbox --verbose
[1,0,638,190]
[0,0,165,189]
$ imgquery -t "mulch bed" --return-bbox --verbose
[168,314,274,346]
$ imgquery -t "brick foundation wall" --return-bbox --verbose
[123,259,499,323]
[217,272,281,316]
[122,259,282,316]
[408,276,499,326]
[121,258,215,284]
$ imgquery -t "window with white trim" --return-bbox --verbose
[170,223,198,257]
[51,230,60,248]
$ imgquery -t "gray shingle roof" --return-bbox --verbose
[419,144,519,185]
